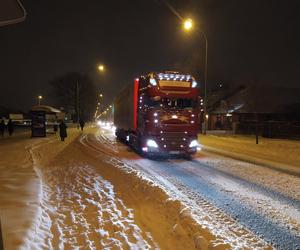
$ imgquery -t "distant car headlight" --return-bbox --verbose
[146,139,158,148]
[189,140,199,148]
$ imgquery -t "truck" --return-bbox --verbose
[114,71,201,157]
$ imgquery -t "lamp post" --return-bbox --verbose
[76,65,105,124]
[38,95,43,106]
[183,18,208,135]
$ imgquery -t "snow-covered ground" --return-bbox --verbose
[199,134,300,175]
[0,132,43,249]
[93,124,300,249]
[1,126,299,249]
[0,127,211,249]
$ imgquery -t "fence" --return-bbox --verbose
[236,121,300,139]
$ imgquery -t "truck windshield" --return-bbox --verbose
[148,98,196,109]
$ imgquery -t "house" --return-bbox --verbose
[207,85,300,138]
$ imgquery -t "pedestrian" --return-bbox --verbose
[53,122,58,135]
[59,121,67,141]
[7,119,14,136]
[0,119,5,137]
[79,119,85,131]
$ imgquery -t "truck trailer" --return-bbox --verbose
[114,71,201,157]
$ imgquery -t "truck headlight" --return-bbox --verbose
[189,140,198,148]
[150,78,157,86]
[146,139,158,148]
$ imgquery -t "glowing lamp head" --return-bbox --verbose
[183,18,193,31]
[98,64,104,71]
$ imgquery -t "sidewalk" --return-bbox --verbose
[0,127,80,249]
[198,134,300,176]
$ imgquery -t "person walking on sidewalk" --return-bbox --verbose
[7,119,14,136]
[79,119,85,131]
[53,122,58,135]
[59,121,67,141]
[0,119,5,137]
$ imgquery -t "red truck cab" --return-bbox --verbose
[114,71,201,157]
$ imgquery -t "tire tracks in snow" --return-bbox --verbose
[90,129,272,249]
[24,136,156,249]
[95,127,300,249]
[147,159,300,250]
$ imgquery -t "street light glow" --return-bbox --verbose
[37,95,43,106]
[98,64,104,71]
[183,18,193,31]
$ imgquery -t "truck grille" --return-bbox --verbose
[158,132,189,151]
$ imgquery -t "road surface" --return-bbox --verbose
[80,125,300,249]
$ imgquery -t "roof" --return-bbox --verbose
[31,105,62,114]
[210,85,300,114]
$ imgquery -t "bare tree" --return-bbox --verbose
[50,72,98,121]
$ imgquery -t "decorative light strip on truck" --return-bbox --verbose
[150,73,198,88]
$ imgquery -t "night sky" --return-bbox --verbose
[1,0,299,111]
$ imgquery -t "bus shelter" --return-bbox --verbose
[31,105,62,137]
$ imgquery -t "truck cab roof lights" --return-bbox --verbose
[146,139,158,148]
[192,80,198,88]
[150,78,157,86]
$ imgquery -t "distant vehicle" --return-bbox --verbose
[114,71,201,158]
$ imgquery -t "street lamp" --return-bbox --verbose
[183,18,208,135]
[183,18,193,31]
[98,64,105,72]
[38,95,43,106]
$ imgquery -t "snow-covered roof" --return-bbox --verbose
[31,105,62,114]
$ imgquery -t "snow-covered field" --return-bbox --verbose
[0,126,299,249]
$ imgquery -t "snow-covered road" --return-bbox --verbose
[2,126,299,249]
[88,125,300,249]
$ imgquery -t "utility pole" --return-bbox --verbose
[76,80,79,124]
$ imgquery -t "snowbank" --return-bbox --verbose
[0,132,43,249]
[199,134,300,174]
